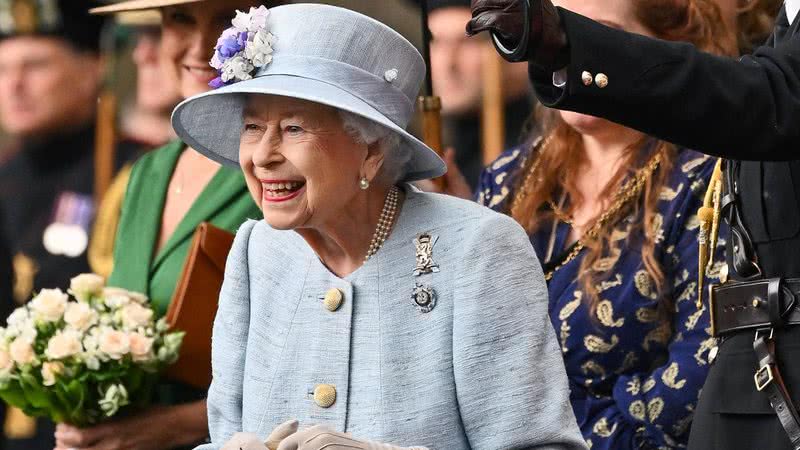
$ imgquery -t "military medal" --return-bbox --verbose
[412,284,436,313]
[42,192,94,257]
[413,233,439,276]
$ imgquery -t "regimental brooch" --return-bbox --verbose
[412,284,436,313]
[412,232,439,313]
[413,233,439,276]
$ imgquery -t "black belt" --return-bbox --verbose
[710,278,800,449]
[710,278,799,336]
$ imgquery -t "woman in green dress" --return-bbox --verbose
[53,1,273,448]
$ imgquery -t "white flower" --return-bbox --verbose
[17,324,37,343]
[232,5,269,32]
[246,5,269,31]
[9,338,35,365]
[82,333,101,369]
[221,55,254,82]
[210,51,224,70]
[128,292,148,305]
[6,307,29,328]
[120,303,153,330]
[69,274,105,301]
[103,287,133,309]
[128,332,155,363]
[64,302,97,332]
[231,9,251,31]
[99,383,129,417]
[98,329,130,360]
[41,361,64,387]
[30,289,68,322]
[46,330,83,360]
[244,30,274,68]
[0,348,13,373]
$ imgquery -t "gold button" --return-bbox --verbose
[581,71,593,86]
[595,73,609,88]
[323,288,343,312]
[313,384,336,408]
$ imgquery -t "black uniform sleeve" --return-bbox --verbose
[531,8,800,161]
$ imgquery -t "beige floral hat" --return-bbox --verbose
[89,0,202,15]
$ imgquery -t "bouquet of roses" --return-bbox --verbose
[0,274,184,426]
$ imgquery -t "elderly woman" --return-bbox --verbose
[171,4,585,450]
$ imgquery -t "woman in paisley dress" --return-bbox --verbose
[477,0,735,448]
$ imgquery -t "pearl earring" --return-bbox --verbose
[359,177,370,190]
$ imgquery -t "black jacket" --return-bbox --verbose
[530,8,800,279]
[0,210,12,321]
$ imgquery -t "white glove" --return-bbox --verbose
[221,419,299,450]
[276,425,428,450]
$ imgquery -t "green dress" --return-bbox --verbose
[106,140,261,446]
[108,140,261,315]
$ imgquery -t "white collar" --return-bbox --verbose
[787,0,800,25]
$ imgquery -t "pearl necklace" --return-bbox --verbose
[364,185,400,263]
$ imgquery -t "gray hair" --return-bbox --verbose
[338,110,408,184]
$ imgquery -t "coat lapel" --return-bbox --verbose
[118,141,183,294]
[150,166,250,274]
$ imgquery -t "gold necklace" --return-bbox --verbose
[364,185,400,263]
[512,138,662,281]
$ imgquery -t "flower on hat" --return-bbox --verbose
[209,5,275,89]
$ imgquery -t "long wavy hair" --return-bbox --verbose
[507,0,736,321]
[736,0,782,53]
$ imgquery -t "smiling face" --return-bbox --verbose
[239,94,384,231]
[160,0,264,99]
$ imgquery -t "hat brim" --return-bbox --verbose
[90,0,202,15]
[172,74,446,183]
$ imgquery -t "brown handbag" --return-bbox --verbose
[164,222,235,390]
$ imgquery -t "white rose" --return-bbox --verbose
[0,348,13,373]
[30,288,68,322]
[41,361,63,387]
[69,274,105,301]
[120,303,153,330]
[9,338,34,365]
[102,288,132,309]
[45,330,83,360]
[128,292,148,305]
[128,332,154,363]
[17,324,37,343]
[64,302,97,332]
[6,307,29,328]
[99,329,129,360]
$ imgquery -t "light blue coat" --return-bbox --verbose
[197,186,586,450]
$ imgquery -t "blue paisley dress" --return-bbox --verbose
[477,145,725,449]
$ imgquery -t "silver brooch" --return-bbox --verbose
[413,233,439,276]
[412,284,436,313]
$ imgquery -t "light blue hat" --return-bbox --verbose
[171,3,446,182]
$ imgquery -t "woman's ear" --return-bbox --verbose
[362,140,386,182]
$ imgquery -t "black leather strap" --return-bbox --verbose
[753,331,800,449]
[711,278,799,336]
[723,160,762,279]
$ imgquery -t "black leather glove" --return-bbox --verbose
[466,0,568,69]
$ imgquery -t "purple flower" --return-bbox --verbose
[208,77,226,89]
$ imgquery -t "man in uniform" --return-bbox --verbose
[468,0,800,449]
[0,0,103,448]
[424,0,532,189]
